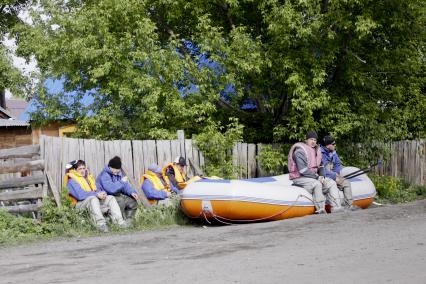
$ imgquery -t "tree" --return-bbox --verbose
[0,0,30,97]
[16,0,425,142]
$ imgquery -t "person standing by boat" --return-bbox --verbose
[162,156,188,190]
[288,131,343,214]
[65,160,129,233]
[141,163,179,206]
[96,156,139,220]
[320,135,360,211]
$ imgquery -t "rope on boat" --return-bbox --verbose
[202,194,312,224]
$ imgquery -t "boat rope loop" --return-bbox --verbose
[204,194,311,225]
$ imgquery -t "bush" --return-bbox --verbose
[370,174,426,203]
[193,118,243,178]
[256,144,290,176]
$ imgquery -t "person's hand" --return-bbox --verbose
[97,192,107,200]
[131,192,139,200]
[318,176,325,184]
[336,175,344,186]
[122,176,129,183]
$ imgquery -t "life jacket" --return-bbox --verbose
[64,169,97,206]
[140,170,171,205]
[288,142,322,180]
[162,163,187,189]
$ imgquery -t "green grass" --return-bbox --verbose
[370,174,426,204]
[0,193,193,246]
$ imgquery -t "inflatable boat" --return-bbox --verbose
[180,167,376,222]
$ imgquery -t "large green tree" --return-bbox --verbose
[0,0,30,97]
[16,0,425,141]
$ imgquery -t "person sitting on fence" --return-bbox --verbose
[320,135,360,211]
[162,156,188,190]
[288,131,343,214]
[141,163,179,206]
[96,156,139,220]
[64,160,129,233]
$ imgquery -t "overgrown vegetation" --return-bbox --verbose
[370,174,426,204]
[256,144,290,176]
[193,118,243,178]
[0,191,190,246]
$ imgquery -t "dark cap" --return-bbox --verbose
[174,156,186,166]
[108,156,122,169]
[323,135,336,146]
[305,131,318,140]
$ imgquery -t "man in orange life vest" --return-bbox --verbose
[163,156,188,190]
[288,131,343,214]
[65,160,128,233]
[141,163,179,205]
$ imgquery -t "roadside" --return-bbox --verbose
[0,199,425,284]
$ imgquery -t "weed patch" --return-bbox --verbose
[370,174,426,203]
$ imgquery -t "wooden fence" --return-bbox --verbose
[383,139,426,187]
[40,133,269,193]
[0,145,51,215]
[17,136,426,202]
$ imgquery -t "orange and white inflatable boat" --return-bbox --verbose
[180,167,376,222]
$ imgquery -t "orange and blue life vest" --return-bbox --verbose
[64,169,97,205]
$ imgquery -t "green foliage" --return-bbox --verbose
[0,209,48,244]
[256,144,290,176]
[338,142,391,169]
[39,192,95,236]
[133,196,191,228]
[0,0,31,97]
[193,118,243,178]
[0,188,192,245]
[10,0,424,143]
[370,174,426,203]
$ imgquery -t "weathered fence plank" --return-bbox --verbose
[256,143,268,177]
[170,140,182,162]
[0,145,40,159]
[46,171,61,208]
[383,139,426,186]
[157,140,172,168]
[240,143,248,179]
[177,130,185,159]
[142,140,157,170]
[0,159,44,174]
[0,175,45,190]
[185,139,195,177]
[132,140,145,183]
[247,144,257,178]
[83,139,105,178]
[0,187,44,201]
[4,203,40,214]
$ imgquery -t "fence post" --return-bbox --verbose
[177,130,185,159]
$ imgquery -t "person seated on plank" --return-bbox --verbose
[288,131,343,214]
[162,156,189,190]
[65,159,129,233]
[141,163,179,206]
[320,135,360,211]
[96,156,139,220]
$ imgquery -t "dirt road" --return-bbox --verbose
[1,200,425,284]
